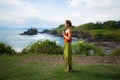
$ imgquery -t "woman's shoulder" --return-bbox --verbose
[66,28,71,30]
[67,28,71,32]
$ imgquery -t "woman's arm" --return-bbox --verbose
[63,29,71,40]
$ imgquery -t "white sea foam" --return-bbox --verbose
[0,29,77,52]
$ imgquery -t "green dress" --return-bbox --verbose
[63,42,72,72]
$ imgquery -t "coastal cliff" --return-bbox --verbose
[20,28,38,35]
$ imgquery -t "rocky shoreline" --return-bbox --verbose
[20,28,38,35]
[40,29,92,41]
[40,29,120,53]
[93,42,120,53]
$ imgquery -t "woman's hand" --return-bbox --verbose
[63,29,71,40]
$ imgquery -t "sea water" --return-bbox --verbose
[0,29,77,52]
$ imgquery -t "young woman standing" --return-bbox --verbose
[63,20,73,72]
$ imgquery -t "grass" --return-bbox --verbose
[83,29,120,35]
[0,54,120,80]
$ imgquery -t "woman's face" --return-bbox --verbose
[64,22,68,28]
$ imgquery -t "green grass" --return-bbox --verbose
[83,29,120,35]
[0,54,120,80]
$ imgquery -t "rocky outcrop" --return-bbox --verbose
[20,28,38,35]
[39,29,50,34]
[41,29,93,41]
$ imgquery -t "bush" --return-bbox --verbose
[22,40,63,55]
[94,32,120,42]
[50,30,57,34]
[109,47,120,56]
[0,42,16,55]
[95,33,105,41]
[105,33,120,42]
[72,40,104,56]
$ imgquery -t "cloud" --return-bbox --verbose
[0,0,120,28]
[67,0,120,7]
[66,0,120,25]
[0,0,69,27]
[0,0,41,22]
[67,0,82,7]
[0,0,50,27]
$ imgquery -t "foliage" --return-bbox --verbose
[50,30,58,34]
[82,29,120,42]
[109,47,120,56]
[93,32,120,42]
[57,24,65,29]
[22,40,63,55]
[0,42,16,55]
[80,22,95,30]
[78,20,120,30]
[77,20,120,41]
[50,20,120,42]
[57,24,75,30]
[72,41,104,56]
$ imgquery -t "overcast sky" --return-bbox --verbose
[0,0,120,28]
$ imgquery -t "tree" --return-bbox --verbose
[116,21,120,29]
[103,20,116,29]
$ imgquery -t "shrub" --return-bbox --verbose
[109,47,120,56]
[0,42,16,55]
[93,32,120,42]
[105,33,120,42]
[50,30,57,34]
[22,40,63,55]
[72,40,104,56]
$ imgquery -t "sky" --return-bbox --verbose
[0,0,120,29]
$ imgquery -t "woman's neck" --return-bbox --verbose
[66,27,70,29]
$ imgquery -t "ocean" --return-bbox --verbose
[0,29,77,52]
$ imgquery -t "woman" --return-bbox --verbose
[63,20,73,72]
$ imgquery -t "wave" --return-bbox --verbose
[0,30,77,52]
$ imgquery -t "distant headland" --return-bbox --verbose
[20,28,38,35]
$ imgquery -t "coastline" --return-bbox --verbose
[40,28,120,54]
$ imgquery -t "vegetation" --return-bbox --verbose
[21,40,104,56]
[0,20,120,79]
[76,20,120,41]
[42,20,120,42]
[72,40,104,56]
[1,39,120,56]
[0,42,16,55]
[84,30,120,42]
[0,55,120,80]
[21,39,63,55]
[109,47,120,56]
[78,20,120,30]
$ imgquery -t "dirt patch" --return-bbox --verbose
[73,56,120,66]
[18,55,63,68]
[18,55,120,67]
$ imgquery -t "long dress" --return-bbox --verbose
[63,31,72,72]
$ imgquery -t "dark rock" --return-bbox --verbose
[20,28,38,35]
[39,29,50,34]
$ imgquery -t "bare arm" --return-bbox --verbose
[63,29,72,40]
